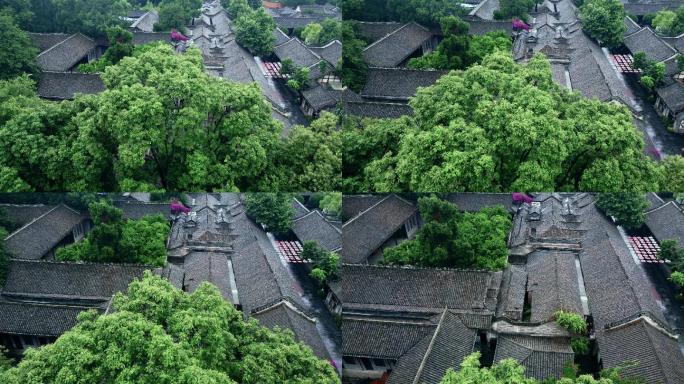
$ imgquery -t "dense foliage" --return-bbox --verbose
[383,196,511,270]
[0,345,11,373]
[301,19,343,46]
[595,193,649,229]
[579,0,626,48]
[319,192,342,216]
[78,26,135,73]
[339,21,368,92]
[0,273,339,384]
[244,193,294,235]
[0,208,14,284]
[494,0,535,20]
[0,12,38,80]
[409,16,512,70]
[342,53,669,192]
[51,0,130,36]
[554,310,588,334]
[650,5,684,36]
[56,200,170,266]
[156,0,201,32]
[228,0,276,56]
[0,45,339,192]
[341,0,464,27]
[302,241,340,285]
[632,52,665,90]
[440,352,640,384]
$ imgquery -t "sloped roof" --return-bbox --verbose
[624,16,642,36]
[2,259,147,302]
[28,33,71,52]
[623,2,679,16]
[273,27,291,46]
[183,251,237,303]
[467,20,511,36]
[342,195,385,221]
[493,335,574,381]
[342,317,436,359]
[361,68,447,101]
[343,100,414,119]
[644,192,666,211]
[37,71,105,100]
[527,251,583,322]
[355,21,404,43]
[0,301,90,336]
[132,32,172,45]
[624,27,677,63]
[655,82,684,113]
[445,193,514,212]
[599,316,684,384]
[0,204,55,226]
[645,201,684,245]
[363,22,433,68]
[254,300,331,360]
[292,210,341,252]
[341,194,416,264]
[4,204,84,260]
[130,10,159,32]
[495,265,527,321]
[36,33,96,72]
[468,0,500,20]
[274,16,324,29]
[113,201,170,220]
[273,38,327,79]
[292,198,310,220]
[341,264,498,315]
[309,40,342,66]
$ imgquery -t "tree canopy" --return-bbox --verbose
[595,193,649,229]
[650,6,684,36]
[51,0,131,36]
[231,0,276,56]
[341,0,464,27]
[343,52,668,192]
[579,0,626,48]
[494,0,535,20]
[56,200,170,266]
[244,193,295,235]
[383,196,511,270]
[0,12,38,81]
[156,0,202,32]
[0,272,339,384]
[302,240,340,285]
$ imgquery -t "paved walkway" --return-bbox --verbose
[642,263,684,353]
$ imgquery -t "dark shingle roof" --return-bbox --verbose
[361,68,447,101]
[623,2,679,16]
[183,252,236,303]
[341,265,497,314]
[0,301,90,336]
[343,100,413,119]
[445,193,514,212]
[132,32,172,45]
[2,259,147,302]
[292,198,310,220]
[645,192,666,211]
[309,40,342,66]
[599,317,684,384]
[342,317,436,359]
[36,33,96,72]
[292,210,342,252]
[37,71,105,100]
[655,82,684,113]
[355,22,404,43]
[341,194,416,264]
[28,33,71,52]
[527,251,583,322]
[4,204,83,260]
[624,17,642,36]
[130,10,159,32]
[0,204,55,226]
[273,38,328,79]
[362,22,433,68]
[645,201,684,246]
[495,265,527,321]
[493,335,574,381]
[342,195,385,221]
[467,20,511,36]
[113,201,170,220]
[254,300,331,360]
[273,27,291,46]
[274,16,326,29]
[624,27,677,63]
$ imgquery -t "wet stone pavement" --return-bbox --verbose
[642,263,684,353]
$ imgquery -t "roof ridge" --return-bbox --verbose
[37,33,93,59]
[363,22,417,52]
[342,194,393,227]
[646,200,680,214]
[4,204,64,241]
[7,258,155,268]
[342,263,496,274]
[413,308,449,384]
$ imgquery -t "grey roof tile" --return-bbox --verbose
[527,250,583,323]
[624,27,677,63]
[36,33,96,72]
[37,71,105,100]
[0,301,91,336]
[493,335,574,381]
[645,201,684,245]
[292,210,342,252]
[361,68,447,101]
[362,22,433,68]
[343,100,414,118]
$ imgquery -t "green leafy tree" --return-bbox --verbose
[494,0,535,20]
[660,156,684,193]
[595,193,649,229]
[79,26,134,73]
[0,345,12,373]
[56,200,169,266]
[339,21,368,92]
[244,193,294,235]
[580,0,626,48]
[0,273,339,384]
[383,195,511,269]
[319,192,342,216]
[301,241,340,284]
[51,0,131,36]
[233,7,276,56]
[302,23,324,45]
[651,6,684,36]
[554,310,588,334]
[0,0,33,28]
[156,0,202,32]
[670,271,684,287]
[0,13,38,80]
[658,239,684,271]
[301,19,342,46]
[346,52,663,192]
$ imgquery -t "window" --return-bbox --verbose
[360,358,374,370]
[343,356,357,365]
[372,359,386,367]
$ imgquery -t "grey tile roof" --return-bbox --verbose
[445,193,515,212]
[341,194,416,264]
[130,10,159,32]
[273,27,291,46]
[655,82,684,113]
[343,100,414,119]
[527,250,583,322]
[36,33,96,72]
[28,33,71,52]
[2,259,148,302]
[385,333,432,384]
[467,20,512,36]
[644,192,666,211]
[0,204,55,226]
[469,0,500,20]
[341,265,498,315]
[495,265,527,321]
[273,38,328,79]
[342,317,436,359]
[302,85,337,110]
[362,22,433,68]
[341,195,385,221]
[183,251,235,303]
[624,16,642,36]
[361,68,447,101]
[310,40,342,66]
[132,32,172,45]
[274,16,326,29]
[113,201,170,220]
[154,263,184,290]
[0,301,91,336]
[355,22,404,44]
[292,198,310,220]
[4,204,84,260]
[37,71,105,100]
[253,300,332,360]
[599,316,684,384]
[292,210,342,252]
[645,201,684,246]
[493,335,574,381]
[624,27,677,63]
[623,2,680,16]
